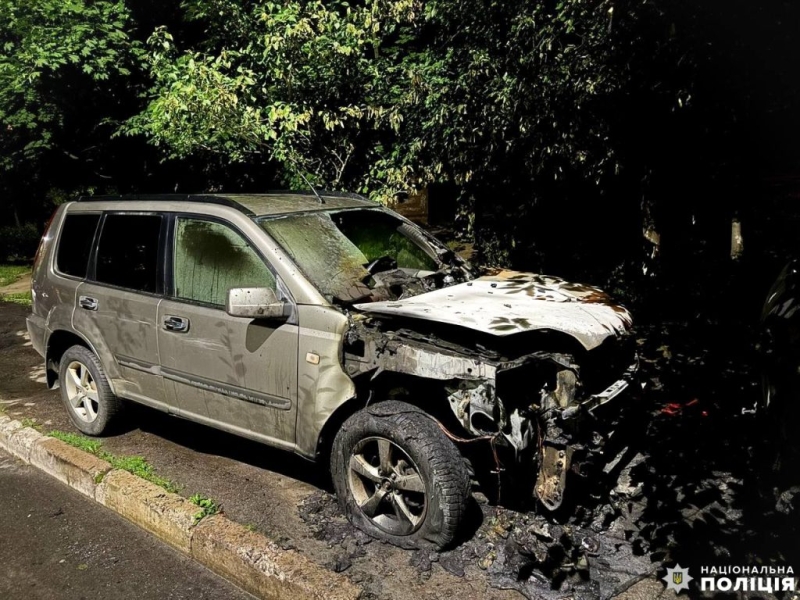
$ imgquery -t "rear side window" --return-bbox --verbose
[95,214,162,293]
[56,214,101,278]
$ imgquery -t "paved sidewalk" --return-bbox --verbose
[0,448,252,600]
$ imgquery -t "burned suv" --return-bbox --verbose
[28,192,636,549]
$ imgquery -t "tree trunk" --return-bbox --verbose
[731,217,744,260]
[641,196,660,275]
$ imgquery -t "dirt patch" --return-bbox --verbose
[0,273,31,296]
[0,272,31,295]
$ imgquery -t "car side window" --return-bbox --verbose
[173,218,276,307]
[94,214,162,293]
[56,213,101,278]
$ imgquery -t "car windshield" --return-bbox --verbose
[259,208,441,303]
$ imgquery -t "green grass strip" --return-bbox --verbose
[47,430,179,493]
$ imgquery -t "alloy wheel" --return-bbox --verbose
[347,436,427,535]
[64,360,99,423]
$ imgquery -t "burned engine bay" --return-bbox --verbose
[342,305,639,510]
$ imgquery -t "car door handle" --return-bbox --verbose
[163,315,189,333]
[78,296,98,311]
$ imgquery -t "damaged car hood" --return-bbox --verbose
[354,271,633,350]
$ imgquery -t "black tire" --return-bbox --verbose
[331,401,471,550]
[58,345,123,436]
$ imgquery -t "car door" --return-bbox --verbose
[72,212,168,411]
[157,215,299,450]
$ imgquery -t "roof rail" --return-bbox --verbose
[264,189,376,203]
[76,194,255,216]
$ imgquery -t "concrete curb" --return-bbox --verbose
[31,437,112,498]
[0,417,361,600]
[192,515,358,600]
[96,469,198,554]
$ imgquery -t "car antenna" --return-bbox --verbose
[295,169,325,205]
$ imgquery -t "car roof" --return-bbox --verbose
[76,191,377,217]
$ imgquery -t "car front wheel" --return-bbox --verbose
[331,401,471,550]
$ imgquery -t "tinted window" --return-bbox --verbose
[174,218,276,307]
[56,214,101,278]
[95,214,162,293]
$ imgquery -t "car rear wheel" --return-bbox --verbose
[59,345,123,436]
[331,401,471,550]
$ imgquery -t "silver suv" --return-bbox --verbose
[28,192,637,549]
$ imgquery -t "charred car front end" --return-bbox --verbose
[259,206,638,513]
[341,271,638,510]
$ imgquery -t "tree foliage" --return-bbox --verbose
[0,0,141,195]
[126,1,419,194]
[127,1,660,200]
[124,0,694,266]
[0,0,798,276]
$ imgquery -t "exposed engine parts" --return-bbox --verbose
[343,315,638,511]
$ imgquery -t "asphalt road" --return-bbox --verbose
[0,448,253,600]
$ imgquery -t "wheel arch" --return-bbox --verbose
[45,329,118,394]
[314,370,461,463]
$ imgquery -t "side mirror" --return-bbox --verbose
[226,288,291,320]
